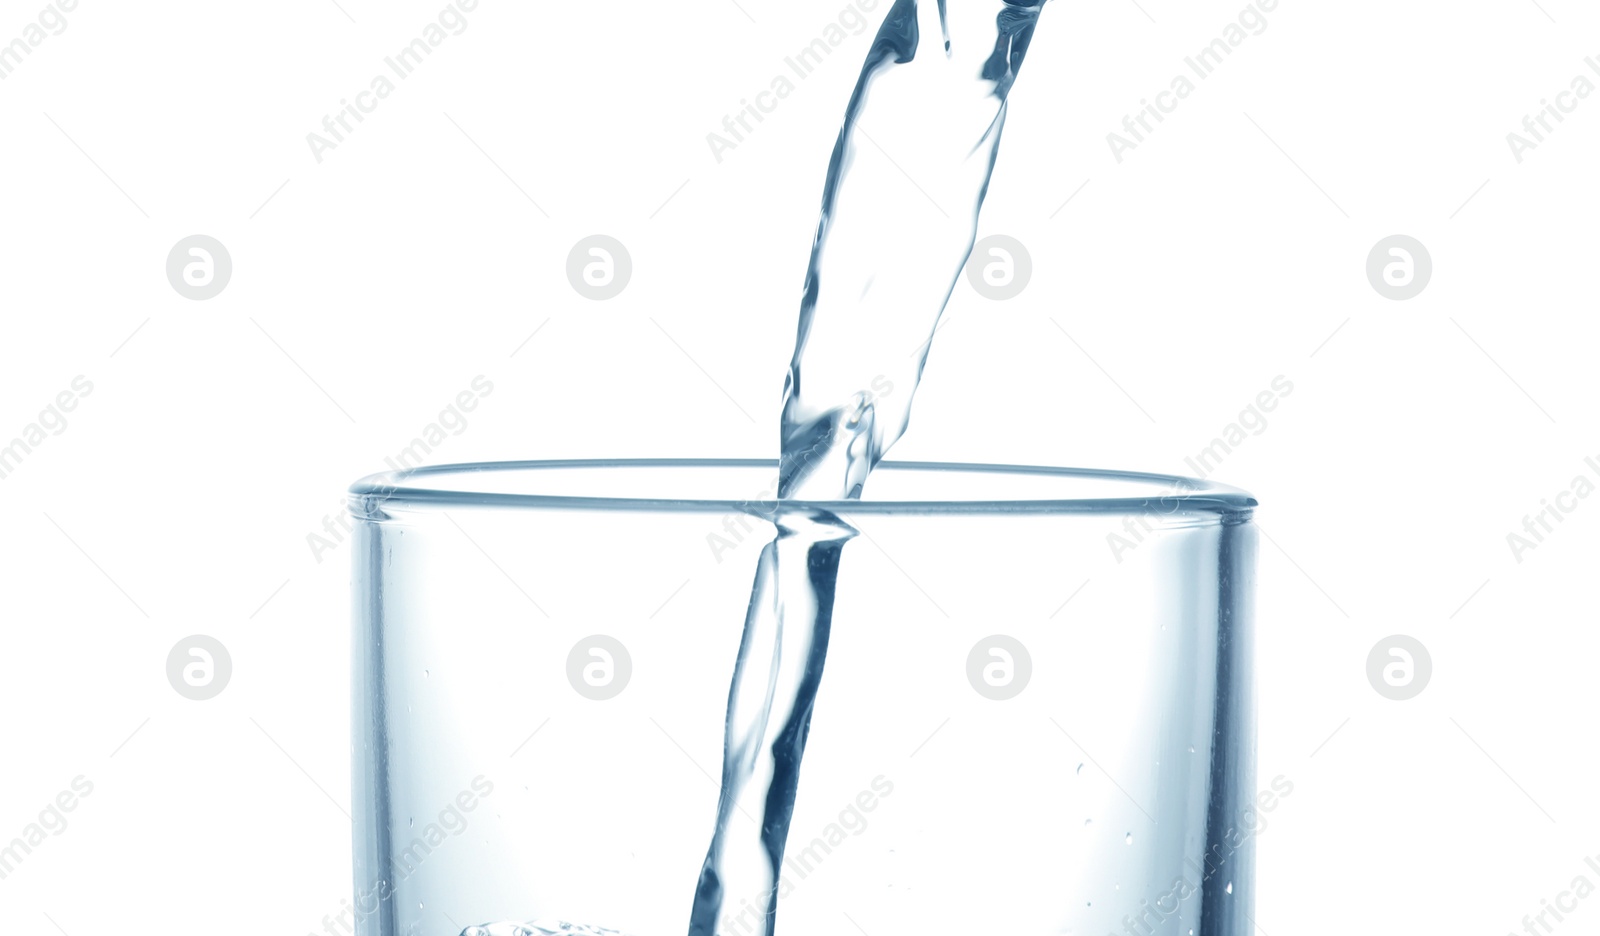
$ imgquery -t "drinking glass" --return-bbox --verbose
[348,459,1259,936]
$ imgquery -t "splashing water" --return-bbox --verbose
[464,2,1046,935]
[461,923,632,936]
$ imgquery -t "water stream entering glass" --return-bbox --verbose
[464,3,1047,934]
[691,5,1045,935]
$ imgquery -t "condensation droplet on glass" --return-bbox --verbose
[1225,882,1233,894]
[423,669,430,678]
[1084,818,1092,826]
[1076,763,1084,775]
[1124,832,1133,844]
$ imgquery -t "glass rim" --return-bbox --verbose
[347,459,1257,518]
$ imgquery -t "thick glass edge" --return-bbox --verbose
[346,459,1258,519]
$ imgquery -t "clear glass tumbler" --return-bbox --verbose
[348,460,1259,936]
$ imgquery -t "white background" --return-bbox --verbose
[2,0,1598,933]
